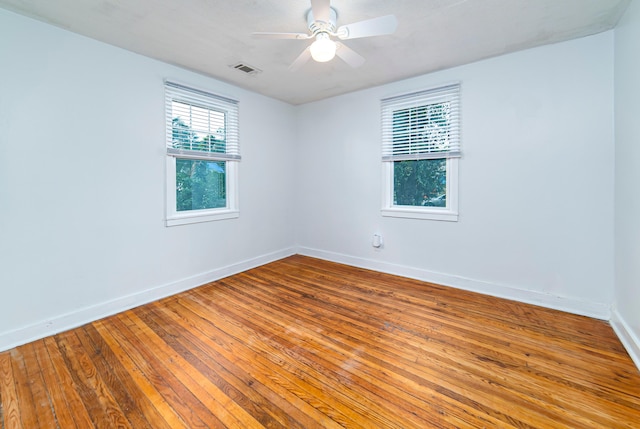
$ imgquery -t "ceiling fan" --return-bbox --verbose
[252,0,398,71]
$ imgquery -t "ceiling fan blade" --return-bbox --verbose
[252,32,311,40]
[335,42,365,68]
[289,46,312,71]
[337,15,398,40]
[311,0,331,23]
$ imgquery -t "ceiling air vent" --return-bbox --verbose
[230,63,261,76]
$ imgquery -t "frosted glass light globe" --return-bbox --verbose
[310,33,336,63]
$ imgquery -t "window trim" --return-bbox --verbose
[164,81,240,226]
[381,82,461,222]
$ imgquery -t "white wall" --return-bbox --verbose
[296,32,615,319]
[0,9,297,351]
[613,0,640,368]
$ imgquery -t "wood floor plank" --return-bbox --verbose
[1,255,639,428]
[41,337,94,429]
[95,315,214,428]
[55,331,132,429]
[148,300,328,429]
[88,321,189,429]
[0,351,23,429]
[20,342,58,428]
[121,310,263,429]
[9,348,39,429]
[111,312,228,428]
[139,303,300,429]
[179,291,417,429]
[158,297,353,429]
[32,339,79,429]
[74,325,158,429]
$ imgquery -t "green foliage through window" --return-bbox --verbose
[176,159,226,211]
[393,159,446,207]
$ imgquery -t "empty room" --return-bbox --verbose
[1,0,639,427]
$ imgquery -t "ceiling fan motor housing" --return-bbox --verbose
[307,7,337,35]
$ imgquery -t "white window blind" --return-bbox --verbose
[382,83,460,161]
[165,81,240,161]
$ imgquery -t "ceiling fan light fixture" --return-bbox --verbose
[253,0,397,70]
[310,33,336,62]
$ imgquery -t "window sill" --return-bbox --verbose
[166,209,239,227]
[381,207,458,222]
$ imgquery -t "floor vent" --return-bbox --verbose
[231,63,261,75]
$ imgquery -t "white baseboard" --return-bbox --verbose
[297,246,611,320]
[610,308,640,371]
[1,246,618,357]
[0,247,296,352]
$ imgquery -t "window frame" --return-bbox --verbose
[381,83,461,222]
[164,81,240,227]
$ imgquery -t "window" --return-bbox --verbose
[165,81,240,226]
[381,83,460,221]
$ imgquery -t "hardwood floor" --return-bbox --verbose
[1,255,639,428]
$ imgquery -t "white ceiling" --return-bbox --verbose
[0,0,630,105]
